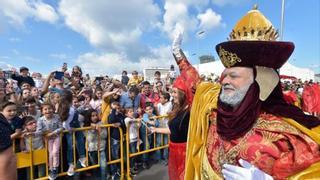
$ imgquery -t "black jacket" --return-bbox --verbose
[108,109,126,140]
[0,114,13,152]
[11,74,35,87]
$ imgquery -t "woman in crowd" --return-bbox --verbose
[58,90,87,176]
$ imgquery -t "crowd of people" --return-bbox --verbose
[0,63,180,180]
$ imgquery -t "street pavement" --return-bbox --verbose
[135,163,169,180]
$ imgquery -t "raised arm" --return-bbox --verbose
[171,31,201,103]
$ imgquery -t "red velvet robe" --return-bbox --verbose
[206,113,320,179]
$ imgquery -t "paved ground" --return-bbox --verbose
[58,162,169,180]
[134,163,169,180]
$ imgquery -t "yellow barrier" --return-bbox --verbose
[125,115,169,180]
[14,115,169,180]
[14,124,125,180]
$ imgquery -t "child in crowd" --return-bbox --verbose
[124,108,141,175]
[108,101,126,180]
[20,116,46,179]
[48,92,61,113]
[141,103,159,169]
[90,87,103,113]
[24,97,42,120]
[85,109,108,180]
[156,92,172,164]
[0,101,22,146]
[37,103,63,180]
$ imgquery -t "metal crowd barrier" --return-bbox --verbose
[125,115,169,180]
[14,116,169,180]
[14,124,124,180]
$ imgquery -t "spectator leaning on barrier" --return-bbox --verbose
[108,101,126,179]
[37,103,62,180]
[58,90,87,177]
[84,109,108,180]
[0,101,17,180]
[21,116,46,179]
[141,103,160,169]
[156,92,172,163]
[124,108,140,175]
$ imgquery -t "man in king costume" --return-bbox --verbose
[181,6,320,180]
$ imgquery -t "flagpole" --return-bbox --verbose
[280,0,285,40]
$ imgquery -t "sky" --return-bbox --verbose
[0,0,319,76]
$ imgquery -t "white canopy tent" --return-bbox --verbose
[193,61,315,81]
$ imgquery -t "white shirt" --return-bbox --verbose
[157,101,172,128]
[124,117,140,143]
[62,107,75,130]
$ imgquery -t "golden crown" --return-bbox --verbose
[228,5,279,41]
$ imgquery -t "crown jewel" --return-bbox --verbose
[228,5,279,41]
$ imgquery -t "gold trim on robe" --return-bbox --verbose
[185,82,320,180]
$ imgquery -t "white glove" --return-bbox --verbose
[172,30,184,58]
[222,159,273,180]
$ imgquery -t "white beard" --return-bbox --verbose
[219,83,252,107]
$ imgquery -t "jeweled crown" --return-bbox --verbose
[228,5,279,41]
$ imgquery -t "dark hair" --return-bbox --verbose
[40,103,54,111]
[156,81,163,86]
[22,116,35,126]
[93,87,103,101]
[0,101,16,111]
[122,71,127,75]
[168,89,188,120]
[24,96,36,104]
[128,86,140,95]
[125,108,134,114]
[72,65,83,77]
[154,71,161,76]
[145,102,154,110]
[141,81,150,87]
[20,66,29,72]
[84,109,99,127]
[58,90,73,121]
[161,92,170,101]
[111,101,120,107]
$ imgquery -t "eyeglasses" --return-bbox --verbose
[26,121,36,126]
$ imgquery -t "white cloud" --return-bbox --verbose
[161,0,224,40]
[162,1,198,39]
[75,46,174,76]
[50,53,68,60]
[9,37,21,42]
[211,0,249,6]
[33,2,59,24]
[24,56,40,63]
[58,0,160,50]
[197,9,224,31]
[0,0,59,27]
[12,49,20,55]
[0,61,14,70]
